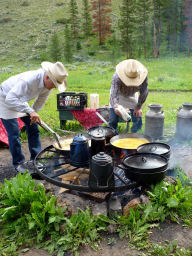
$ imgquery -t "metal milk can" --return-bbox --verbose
[145,104,165,139]
[175,103,192,141]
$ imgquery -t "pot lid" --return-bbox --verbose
[88,126,115,137]
[123,153,167,169]
[73,134,88,143]
[91,132,105,139]
[137,143,170,155]
[92,152,112,163]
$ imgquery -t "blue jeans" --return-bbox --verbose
[1,116,41,167]
[109,108,143,133]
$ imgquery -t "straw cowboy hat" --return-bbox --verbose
[116,59,148,86]
[41,61,68,92]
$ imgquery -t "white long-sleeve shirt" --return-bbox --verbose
[1,69,52,115]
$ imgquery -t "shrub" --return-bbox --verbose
[56,18,67,24]
[157,75,166,82]
[21,1,30,6]
[76,41,82,50]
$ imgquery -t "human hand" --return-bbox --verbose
[133,108,142,118]
[114,104,122,117]
[29,111,41,125]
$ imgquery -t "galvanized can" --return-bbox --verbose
[175,103,192,141]
[145,104,165,139]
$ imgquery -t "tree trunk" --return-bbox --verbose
[173,0,178,54]
[143,6,146,58]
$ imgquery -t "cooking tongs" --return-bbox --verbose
[37,121,62,149]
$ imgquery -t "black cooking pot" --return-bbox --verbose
[110,133,152,157]
[91,132,106,157]
[88,152,115,189]
[86,125,117,144]
[121,153,168,185]
[137,142,171,160]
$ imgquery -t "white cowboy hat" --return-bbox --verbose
[41,61,68,92]
[116,59,148,86]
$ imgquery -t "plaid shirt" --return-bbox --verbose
[109,72,148,109]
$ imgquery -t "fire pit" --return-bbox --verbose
[34,144,141,192]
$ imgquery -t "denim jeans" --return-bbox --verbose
[1,116,41,167]
[109,108,143,133]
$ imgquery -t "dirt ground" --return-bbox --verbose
[0,136,192,256]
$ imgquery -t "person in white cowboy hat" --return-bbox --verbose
[0,61,68,172]
[109,59,148,132]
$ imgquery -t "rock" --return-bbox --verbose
[123,197,141,217]
[92,202,108,216]
[164,176,177,185]
[112,189,141,208]
[140,194,150,205]
[56,193,88,215]
[107,224,118,234]
[108,197,122,217]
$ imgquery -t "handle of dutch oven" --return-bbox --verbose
[150,146,157,152]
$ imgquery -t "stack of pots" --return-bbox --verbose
[118,141,170,185]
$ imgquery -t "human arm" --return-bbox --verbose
[5,80,35,114]
[109,72,120,109]
[134,77,149,117]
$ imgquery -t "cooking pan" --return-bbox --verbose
[86,125,118,144]
[110,133,152,157]
[137,142,171,160]
[119,152,168,185]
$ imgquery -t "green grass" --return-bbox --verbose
[0,56,192,138]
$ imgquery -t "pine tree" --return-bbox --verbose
[119,0,135,59]
[90,0,112,45]
[135,0,152,58]
[152,0,164,58]
[49,31,62,62]
[69,0,80,40]
[82,0,93,39]
[64,24,73,63]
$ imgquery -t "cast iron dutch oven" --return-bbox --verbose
[121,152,168,185]
[86,125,118,144]
[137,142,171,160]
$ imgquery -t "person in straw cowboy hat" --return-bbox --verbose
[0,61,68,172]
[109,59,148,132]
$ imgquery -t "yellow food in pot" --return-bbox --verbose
[112,138,149,149]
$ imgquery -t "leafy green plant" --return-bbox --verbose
[145,177,192,224]
[19,130,28,143]
[38,208,114,255]
[146,239,192,256]
[0,172,66,255]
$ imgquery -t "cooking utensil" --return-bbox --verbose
[119,152,168,185]
[88,152,114,189]
[91,132,106,157]
[70,134,90,168]
[39,120,62,149]
[137,142,171,160]
[96,112,110,127]
[86,125,118,144]
[109,133,152,157]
